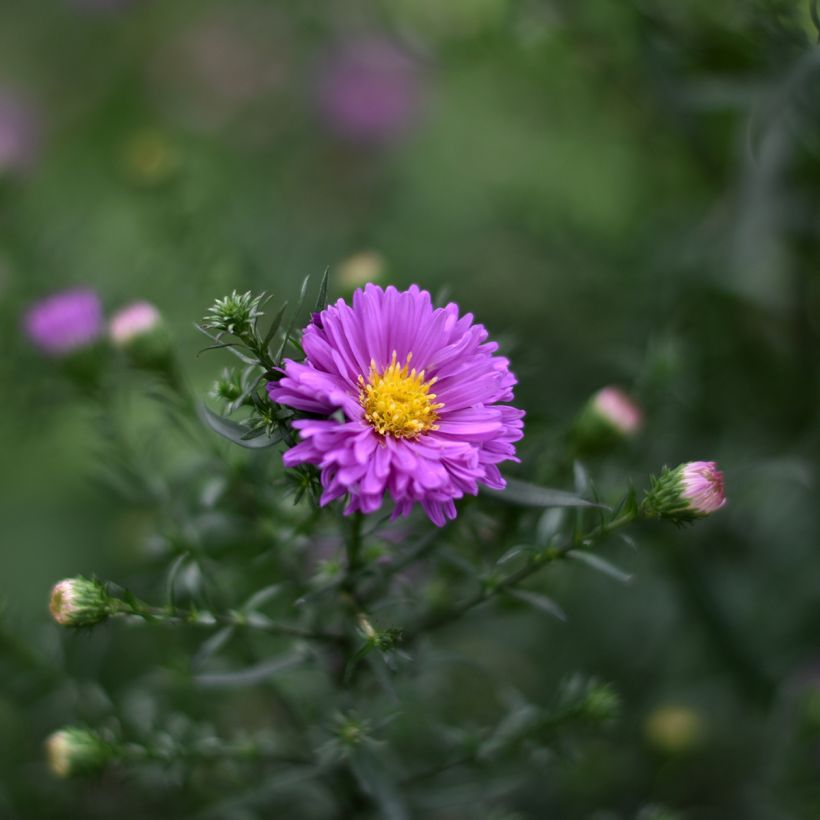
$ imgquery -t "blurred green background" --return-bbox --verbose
[2,1,820,818]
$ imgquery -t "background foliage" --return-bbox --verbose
[2,1,820,818]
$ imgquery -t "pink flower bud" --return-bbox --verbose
[591,387,643,436]
[679,461,727,516]
[643,460,727,522]
[109,301,161,347]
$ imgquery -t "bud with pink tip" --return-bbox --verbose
[109,301,172,369]
[109,301,161,347]
[573,386,643,452]
[642,461,726,523]
[591,387,643,436]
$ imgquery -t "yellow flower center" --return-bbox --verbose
[359,352,443,439]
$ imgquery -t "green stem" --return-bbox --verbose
[406,511,635,640]
[114,599,345,645]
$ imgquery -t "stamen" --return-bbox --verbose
[359,350,442,439]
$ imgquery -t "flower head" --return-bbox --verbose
[45,727,112,778]
[24,288,103,356]
[316,37,424,144]
[49,577,112,628]
[642,461,726,523]
[268,284,524,526]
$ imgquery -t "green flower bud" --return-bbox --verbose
[45,727,113,778]
[49,577,112,628]
[203,290,265,339]
[642,461,726,523]
[582,681,621,724]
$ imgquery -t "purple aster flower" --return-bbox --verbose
[268,284,524,526]
[316,37,424,145]
[24,288,103,356]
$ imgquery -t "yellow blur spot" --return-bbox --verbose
[644,705,705,755]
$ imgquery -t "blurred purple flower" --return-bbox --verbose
[68,0,134,11]
[24,289,103,356]
[149,10,288,135]
[316,37,425,144]
[0,90,41,174]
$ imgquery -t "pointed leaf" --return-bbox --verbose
[315,267,330,312]
[489,478,608,509]
[506,589,567,621]
[350,750,410,820]
[242,584,282,613]
[195,650,306,688]
[198,403,283,449]
[568,551,632,584]
[262,301,289,352]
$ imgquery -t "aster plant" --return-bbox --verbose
[33,277,727,819]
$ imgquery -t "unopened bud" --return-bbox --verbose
[582,681,621,723]
[49,577,112,628]
[642,461,726,523]
[109,301,171,369]
[109,301,161,347]
[45,727,113,778]
[644,705,705,755]
[573,386,642,452]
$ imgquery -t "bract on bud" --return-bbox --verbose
[49,577,112,628]
[45,727,113,778]
[573,386,642,452]
[643,461,726,523]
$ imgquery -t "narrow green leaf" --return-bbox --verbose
[165,552,190,610]
[568,551,632,584]
[195,651,306,688]
[198,403,283,449]
[315,267,330,312]
[350,750,410,820]
[192,626,235,667]
[506,588,567,621]
[242,584,281,613]
[262,301,288,353]
[489,478,608,509]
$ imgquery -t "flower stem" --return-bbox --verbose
[113,599,345,645]
[406,511,636,640]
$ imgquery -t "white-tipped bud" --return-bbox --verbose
[46,727,112,778]
[49,577,111,628]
